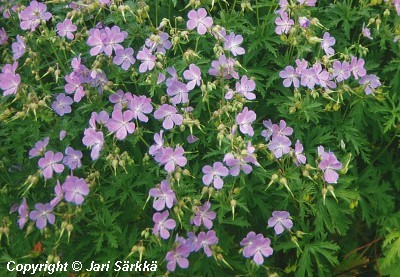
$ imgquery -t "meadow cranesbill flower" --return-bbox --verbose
[208,55,239,79]
[362,23,373,40]
[349,56,366,80]
[298,17,310,28]
[261,119,273,141]
[17,198,28,229]
[145,32,172,54]
[332,61,351,82]
[0,62,21,96]
[236,75,256,100]
[359,74,381,95]
[196,231,218,257]
[149,130,164,158]
[167,81,189,105]
[64,72,85,102]
[63,147,83,170]
[38,151,65,179]
[224,32,245,56]
[149,180,177,211]
[51,93,73,116]
[240,232,264,257]
[279,66,300,88]
[12,35,26,60]
[236,107,256,136]
[202,162,229,189]
[154,104,183,130]
[321,32,336,56]
[107,110,135,140]
[102,26,128,56]
[223,153,253,176]
[183,64,202,90]
[87,28,105,56]
[293,140,306,165]
[137,47,156,73]
[153,210,176,239]
[298,0,317,6]
[187,8,213,35]
[240,232,273,265]
[191,201,216,229]
[268,211,293,235]
[313,63,336,89]
[113,47,136,70]
[29,137,49,158]
[62,175,89,205]
[275,12,294,35]
[272,119,293,138]
[159,146,187,173]
[19,0,52,31]
[56,19,77,40]
[166,242,191,271]
[129,95,153,122]
[268,136,292,158]
[300,68,318,89]
[109,90,129,110]
[318,146,342,183]
[82,128,104,160]
[0,27,7,45]
[89,111,109,129]
[50,181,63,208]
[29,203,55,229]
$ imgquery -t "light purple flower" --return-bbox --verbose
[279,66,300,88]
[202,162,229,189]
[275,12,294,35]
[268,136,291,158]
[0,27,7,45]
[145,32,172,54]
[102,26,127,56]
[64,72,85,102]
[240,232,273,264]
[224,32,245,56]
[136,47,156,73]
[29,137,50,158]
[349,56,366,80]
[56,19,77,40]
[166,242,190,271]
[183,64,202,90]
[107,110,135,140]
[332,61,351,82]
[51,93,73,116]
[109,89,129,110]
[298,17,310,28]
[149,130,164,158]
[50,181,63,208]
[318,146,342,183]
[82,128,104,160]
[59,130,67,141]
[154,104,183,130]
[159,146,187,173]
[87,28,105,56]
[153,210,176,239]
[236,107,256,136]
[272,119,293,138]
[187,135,198,144]
[191,201,216,229]
[261,119,274,141]
[63,147,83,170]
[300,68,318,89]
[62,175,89,205]
[29,203,55,229]
[17,198,29,229]
[362,23,373,40]
[294,140,306,165]
[321,32,335,56]
[12,35,26,60]
[298,0,317,6]
[128,95,153,122]
[167,81,189,104]
[113,47,136,70]
[149,180,177,211]
[0,62,21,96]
[187,8,213,35]
[359,74,381,95]
[236,75,256,100]
[223,153,253,176]
[19,0,52,32]
[268,211,293,235]
[38,151,65,179]
[196,231,219,257]
[208,55,239,79]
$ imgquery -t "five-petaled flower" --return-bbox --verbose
[187,8,213,35]
[153,210,176,239]
[38,151,65,179]
[29,203,55,229]
[268,211,293,235]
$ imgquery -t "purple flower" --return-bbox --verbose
[38,151,65,179]
[62,175,89,205]
[107,110,135,140]
[313,63,336,89]
[224,32,245,56]
[29,137,49,158]
[87,28,105,56]
[153,210,176,239]
[109,90,129,110]
[128,95,153,122]
[50,181,63,208]
[318,146,343,183]
[223,153,253,176]
[12,35,26,60]
[321,32,335,56]
[149,130,164,158]
[236,107,256,136]
[82,128,104,160]
[51,93,73,116]
[298,0,317,6]
[240,232,273,264]
[166,243,190,271]
[362,23,373,40]
[187,135,199,143]
[349,56,366,80]
[202,162,229,189]
[268,211,293,235]
[300,68,318,89]
[332,61,351,82]
[145,32,172,54]
[63,147,83,170]
[272,120,293,138]
[102,26,127,56]
[359,74,381,95]
[236,75,256,100]
[19,0,52,31]
[113,47,136,70]
[275,12,294,35]
[136,47,156,73]
[29,203,55,229]
[17,198,29,229]
[0,27,7,45]
[59,130,67,140]
[293,140,306,165]
[268,136,292,158]
[240,232,264,258]
[0,62,21,96]
[279,66,300,88]
[154,104,183,130]
[64,72,85,102]
[159,146,187,173]
[196,231,218,257]
[149,180,177,211]
[298,17,310,28]
[191,201,216,229]
[183,64,202,90]
[187,8,213,35]
[167,81,189,105]
[261,119,273,141]
[208,55,239,79]
[56,19,77,40]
